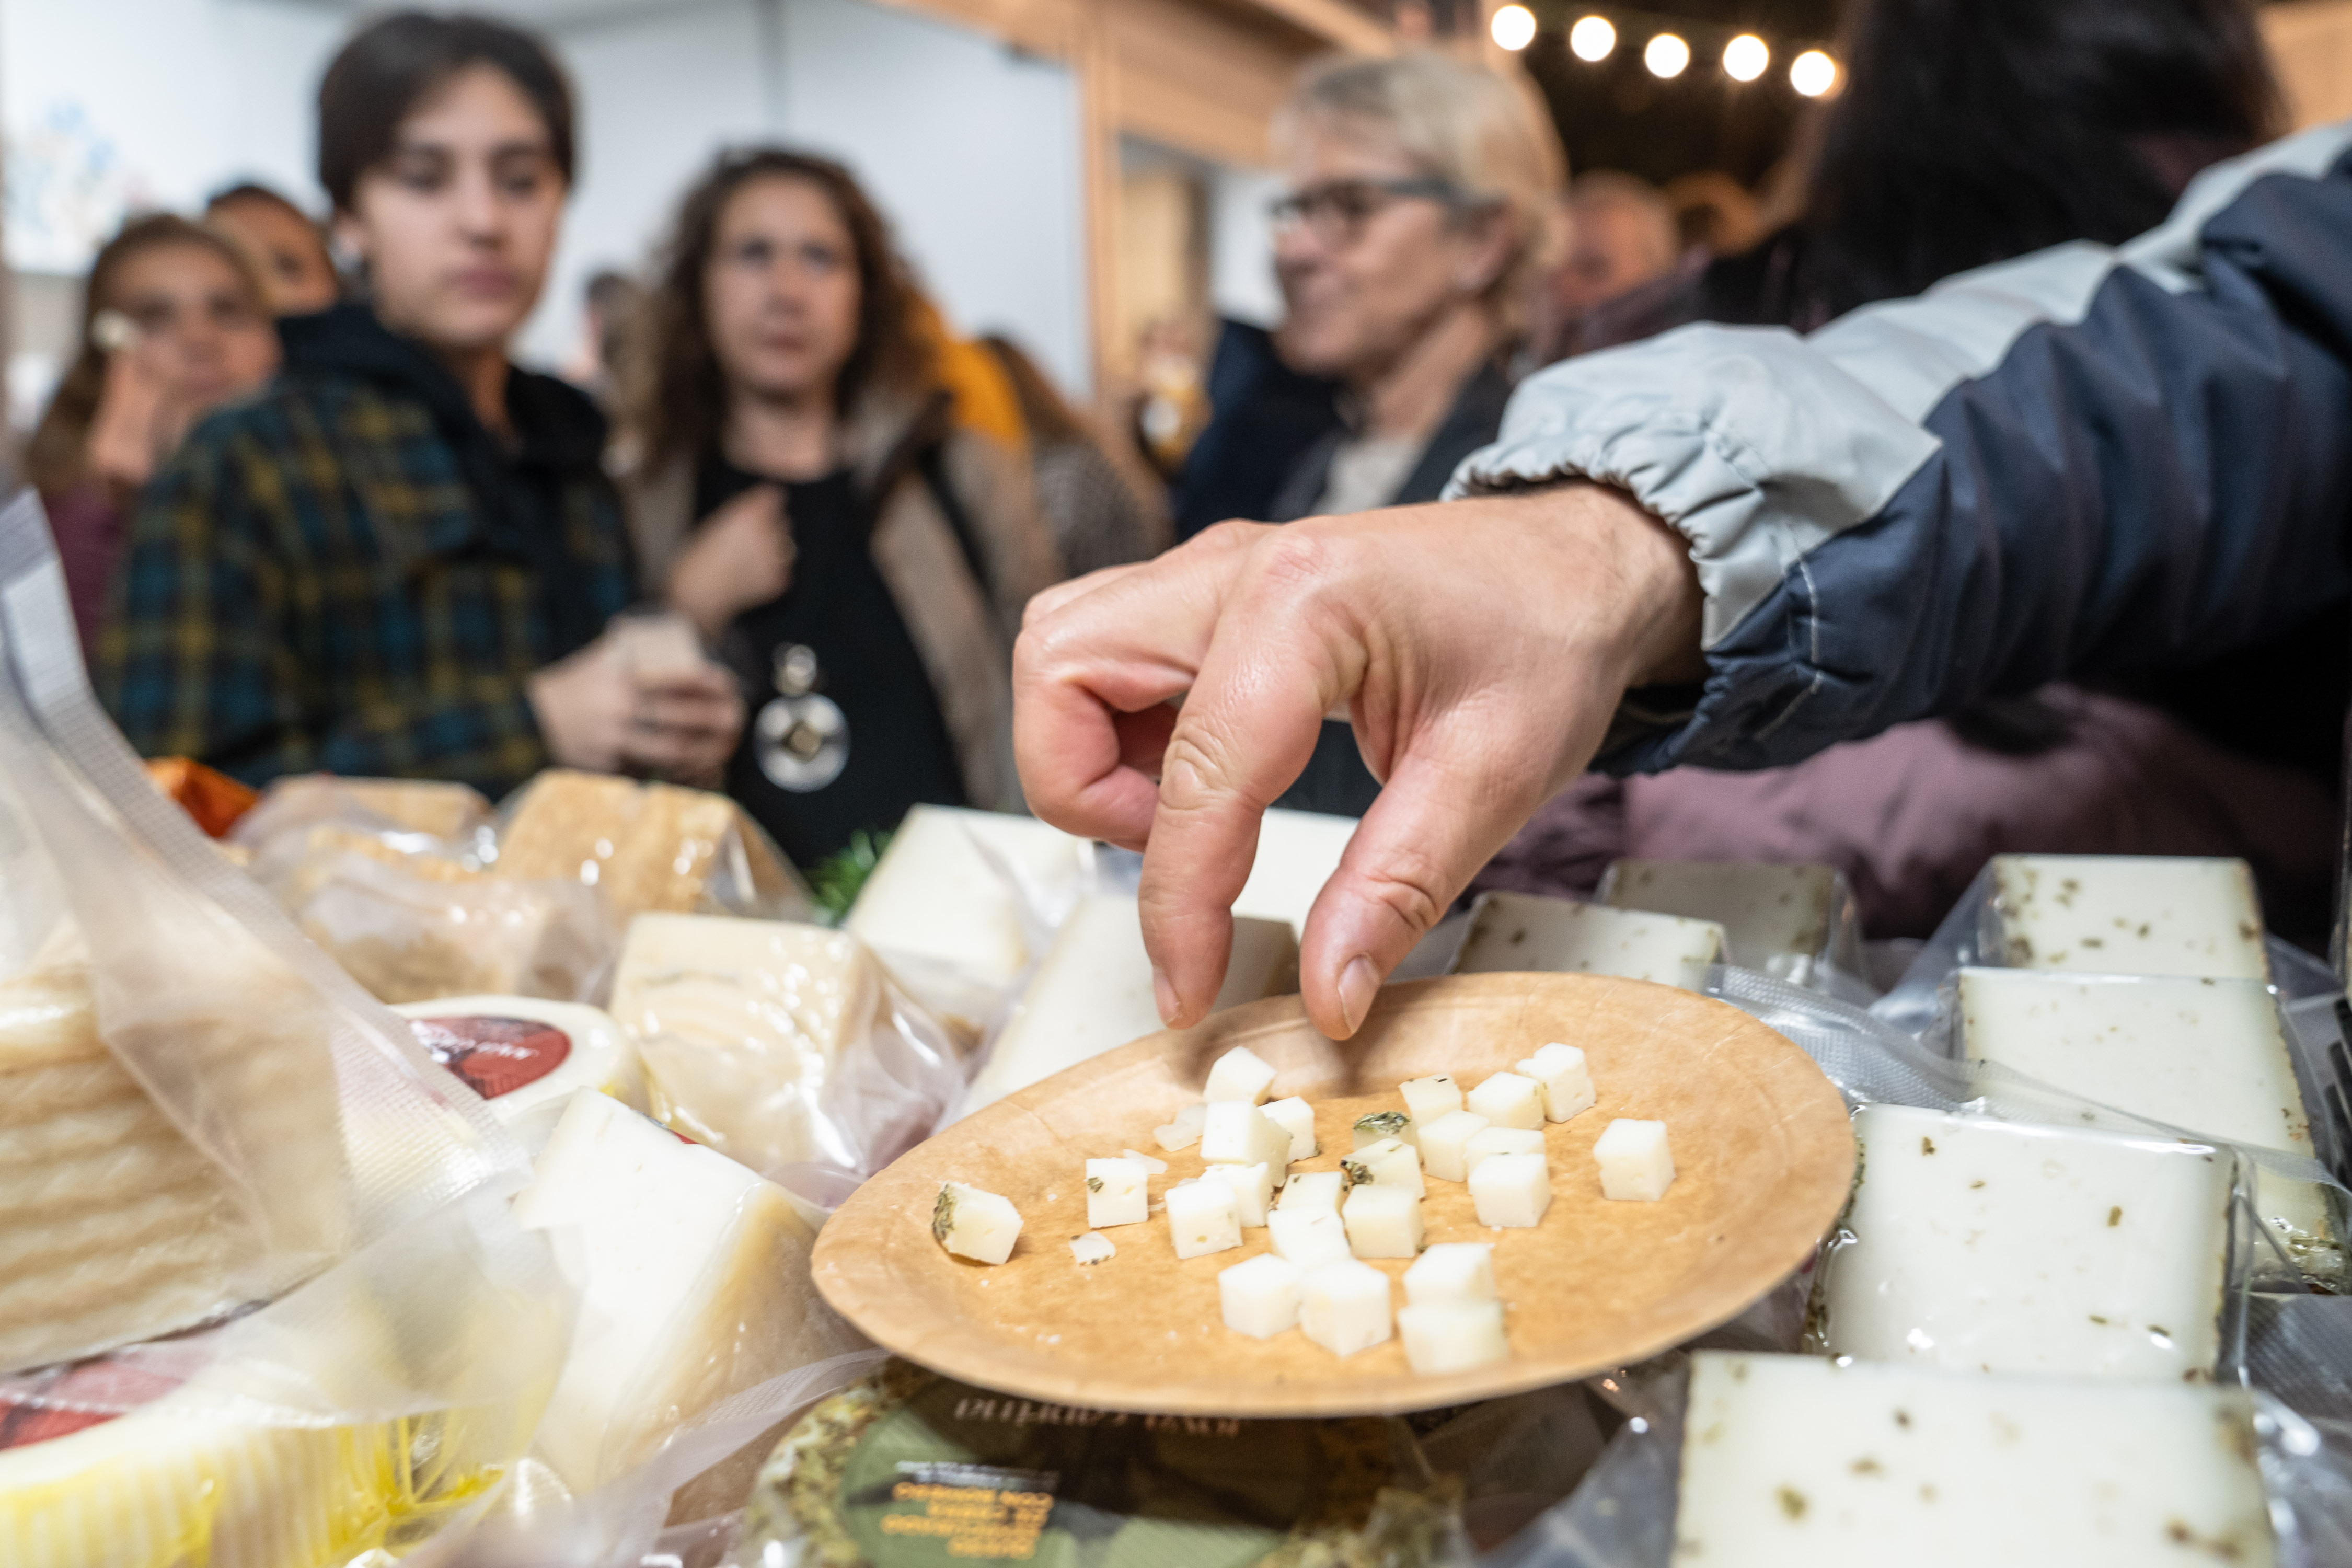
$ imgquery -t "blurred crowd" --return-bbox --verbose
[30,0,2334,940]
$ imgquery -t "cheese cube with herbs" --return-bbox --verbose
[1421,1110,1490,1182]
[1084,1158,1149,1229]
[1206,1162,1275,1226]
[1069,1232,1115,1264]
[1199,1102,1290,1182]
[1218,1253,1305,1339]
[1986,855,2268,980]
[1299,1260,1393,1358]
[931,1182,1022,1264]
[1671,1353,2277,1567]
[1601,860,1841,974]
[1268,1206,1353,1267]
[1342,1183,1425,1258]
[1470,1152,1552,1227]
[1203,1045,1279,1104]
[1398,1301,1509,1374]
[1463,1126,1543,1179]
[1517,1043,1596,1123]
[1451,889,1728,990]
[1352,1110,1416,1150]
[1263,1096,1318,1161]
[1281,1171,1345,1214]
[1404,1243,1497,1307]
[1342,1136,1424,1197]
[1166,1179,1243,1259]
[1595,1119,1675,1201]
[1465,1071,1544,1131]
[1399,1074,1463,1123]
[1820,1106,2232,1380]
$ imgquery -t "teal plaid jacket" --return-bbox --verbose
[98,309,633,799]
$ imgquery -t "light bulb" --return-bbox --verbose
[1722,33,1768,82]
[1568,15,1616,62]
[1490,3,1537,51]
[1790,48,1838,97]
[1643,31,1689,78]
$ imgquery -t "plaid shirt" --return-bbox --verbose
[99,312,633,799]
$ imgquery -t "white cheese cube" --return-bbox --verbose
[1152,1103,1208,1150]
[1465,1071,1545,1131]
[1342,1183,1426,1258]
[1987,854,2268,980]
[1673,1353,2277,1567]
[1462,1125,1543,1178]
[1397,1301,1509,1374]
[1404,1242,1497,1306]
[1085,1157,1149,1229]
[1820,1106,2232,1380]
[1600,860,1841,973]
[932,1181,1022,1263]
[1267,1206,1353,1266]
[1421,1110,1491,1182]
[1166,1179,1243,1259]
[1451,889,1726,990]
[1263,1096,1319,1161]
[1299,1259,1393,1357]
[1352,1110,1417,1150]
[1341,1136,1424,1197]
[1517,1042,1596,1123]
[1069,1232,1115,1264]
[1218,1252,1305,1339]
[1594,1119,1675,1201]
[1200,1101,1290,1183]
[1470,1152,1552,1227]
[1400,1074,1463,1123]
[1205,1162,1275,1226]
[1203,1044,1279,1104]
[1280,1171,1346,1214]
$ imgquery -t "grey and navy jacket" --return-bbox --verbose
[1451,121,2352,780]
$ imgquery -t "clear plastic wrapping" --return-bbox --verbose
[1594,859,1866,994]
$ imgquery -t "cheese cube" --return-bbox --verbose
[931,1182,1022,1264]
[1595,1119,1675,1201]
[1342,1183,1425,1258]
[1267,1206,1353,1266]
[1085,1157,1149,1229]
[1987,854,2268,980]
[1204,1044,1279,1104]
[1205,1162,1275,1226]
[1820,1106,2232,1380]
[1218,1253,1305,1339]
[1466,1071,1544,1131]
[1600,860,1841,973]
[1279,1171,1346,1214]
[1200,1102,1290,1182]
[1517,1042,1596,1123]
[1352,1110,1417,1150]
[1341,1136,1424,1197]
[1404,1242,1497,1306]
[1422,1110,1491,1182]
[1263,1096,1319,1161]
[1069,1232,1116,1264]
[1463,1125,1543,1179]
[1299,1260,1393,1357]
[1470,1152,1552,1227]
[1152,1103,1207,1150]
[1398,1301,1510,1375]
[1673,1353,2277,1567]
[1400,1074,1463,1123]
[1166,1179,1243,1259]
[1451,889,1726,990]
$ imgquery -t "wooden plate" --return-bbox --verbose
[813,973,1853,1416]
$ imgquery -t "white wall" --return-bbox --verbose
[1208,164,1284,328]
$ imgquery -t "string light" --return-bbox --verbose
[1569,15,1616,61]
[1790,47,1838,96]
[1491,3,1537,50]
[1643,31,1689,78]
[1722,32,1768,82]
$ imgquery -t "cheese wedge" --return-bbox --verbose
[1673,1353,2276,1566]
[1600,860,1844,976]
[846,805,1086,1007]
[1450,890,1726,990]
[1232,809,1358,935]
[495,771,806,924]
[1986,855,2268,980]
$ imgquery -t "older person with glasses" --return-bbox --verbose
[1175,51,1564,816]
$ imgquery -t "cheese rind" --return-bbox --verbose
[1203,1045,1279,1104]
[1341,1184,1425,1258]
[1263,1097,1318,1162]
[1397,1302,1509,1374]
[1218,1253,1305,1339]
[1517,1043,1596,1123]
[1298,1260,1392,1358]
[1267,1207,1353,1267]
[1421,1111,1490,1183]
[1451,890,1727,990]
[1085,1158,1149,1229]
[1594,1120,1675,1201]
[1470,1153,1552,1227]
[1986,855,2268,980]
[1166,1180,1243,1259]
[931,1183,1022,1265]
[1465,1072,1544,1131]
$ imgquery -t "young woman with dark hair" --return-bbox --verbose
[100,10,741,797]
[617,147,1063,866]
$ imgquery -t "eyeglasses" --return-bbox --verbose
[1267,177,1493,244]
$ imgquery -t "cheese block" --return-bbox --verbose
[1672,1353,2276,1566]
[1232,809,1358,935]
[257,774,491,842]
[1450,890,1726,990]
[610,915,885,1173]
[293,858,609,1006]
[961,895,1298,1112]
[1599,860,1844,976]
[394,995,642,1144]
[845,805,1087,999]
[1956,969,2334,1274]
[510,1089,868,1497]
[1985,855,2268,979]
[1818,1105,2232,1379]
[495,771,807,925]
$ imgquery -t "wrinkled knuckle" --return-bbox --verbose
[1357,846,1450,939]
[1249,527,1346,599]
[1156,723,1243,814]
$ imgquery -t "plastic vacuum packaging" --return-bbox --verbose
[1594,859,1865,993]
[492,769,814,927]
[1446,889,1726,990]
[393,994,644,1153]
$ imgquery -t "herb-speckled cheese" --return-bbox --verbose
[1449,890,1724,990]
[1599,861,1839,974]
[1986,855,2268,979]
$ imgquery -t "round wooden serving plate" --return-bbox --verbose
[813,973,1854,1416]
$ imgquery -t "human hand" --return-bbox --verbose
[528,641,743,787]
[1013,486,1703,1039]
[666,484,794,640]
[84,330,192,490]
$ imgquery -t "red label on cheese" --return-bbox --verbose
[0,1359,182,1450]
[409,1016,573,1100]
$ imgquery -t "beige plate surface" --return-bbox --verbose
[813,973,1854,1416]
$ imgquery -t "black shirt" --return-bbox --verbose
[697,457,967,867]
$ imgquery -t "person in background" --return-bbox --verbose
[102,10,741,796]
[27,215,281,653]
[617,147,1062,868]
[1661,171,1762,258]
[563,267,643,405]
[1530,171,1679,359]
[204,182,341,315]
[979,333,1168,577]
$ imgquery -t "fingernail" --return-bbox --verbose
[1154,967,1181,1027]
[1338,956,1379,1036]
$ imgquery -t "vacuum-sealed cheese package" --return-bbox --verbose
[493,770,814,927]
[1447,890,1726,990]
[1596,859,1864,994]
